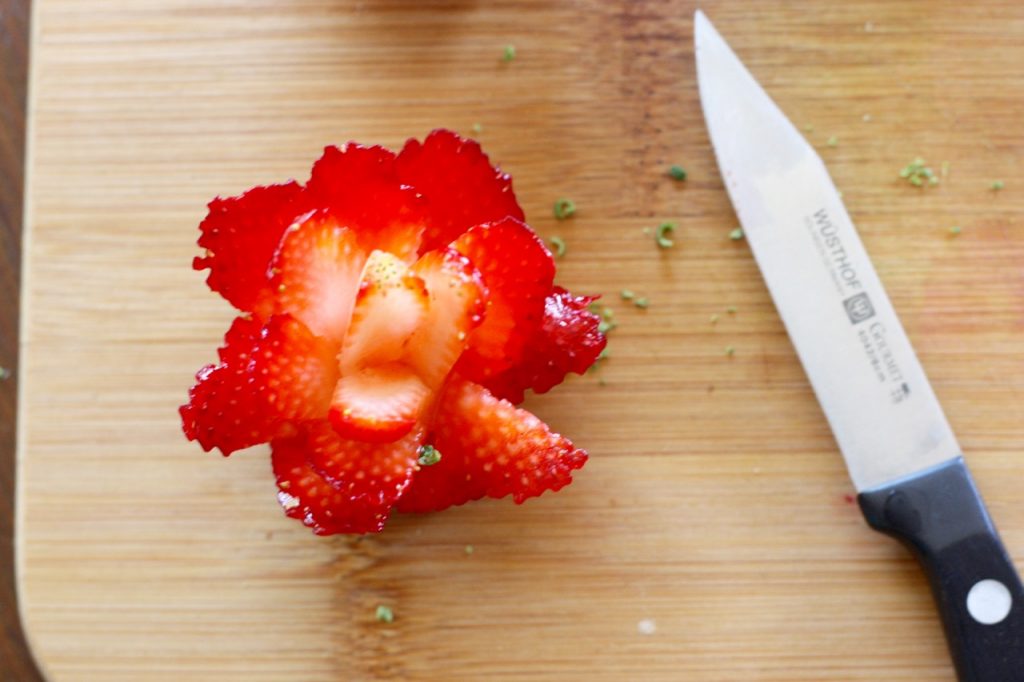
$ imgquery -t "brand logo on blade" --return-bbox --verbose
[843,292,875,324]
[806,207,910,405]
[814,208,862,293]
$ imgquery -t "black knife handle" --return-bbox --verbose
[858,457,1024,682]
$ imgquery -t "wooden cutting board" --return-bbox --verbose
[17,1,1024,679]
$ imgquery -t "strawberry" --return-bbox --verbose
[180,314,337,455]
[407,247,487,390]
[451,218,555,385]
[397,378,588,513]
[184,130,605,535]
[396,130,525,253]
[194,182,309,317]
[306,143,425,261]
[481,287,607,403]
[273,421,424,535]
[329,251,430,441]
[303,421,424,532]
[181,316,269,454]
[269,213,366,344]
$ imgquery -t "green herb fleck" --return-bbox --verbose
[596,347,611,362]
[503,44,516,62]
[655,222,676,249]
[949,225,962,236]
[553,198,576,220]
[464,545,474,555]
[598,377,608,387]
[991,180,1005,191]
[900,158,939,188]
[634,297,649,309]
[710,313,720,324]
[417,445,442,467]
[471,122,483,135]
[803,124,815,133]
[620,289,635,300]
[941,160,950,178]
[589,303,617,333]
[729,227,744,241]
[0,367,9,381]
[668,165,687,181]
[375,605,394,623]
[724,345,736,357]
[826,135,839,147]
[549,236,567,258]
[726,306,737,314]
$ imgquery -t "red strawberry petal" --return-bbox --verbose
[396,379,587,513]
[329,364,430,442]
[483,287,607,403]
[180,316,273,455]
[180,314,338,454]
[306,143,425,261]
[407,247,487,390]
[396,130,525,253]
[194,182,309,315]
[306,420,423,529]
[270,432,364,535]
[451,218,555,383]
[252,314,339,421]
[339,251,428,368]
[273,421,422,535]
[270,213,366,344]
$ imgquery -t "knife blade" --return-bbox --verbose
[694,10,1024,681]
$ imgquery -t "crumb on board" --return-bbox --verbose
[637,619,657,635]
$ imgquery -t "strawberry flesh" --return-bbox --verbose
[482,287,607,403]
[306,143,425,261]
[270,213,366,344]
[397,378,587,513]
[180,314,337,455]
[194,182,309,316]
[407,247,487,391]
[451,218,555,385]
[330,251,429,440]
[330,365,430,442]
[396,130,525,253]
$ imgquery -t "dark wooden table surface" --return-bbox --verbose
[1,1,42,680]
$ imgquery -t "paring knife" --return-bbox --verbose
[694,11,1024,681]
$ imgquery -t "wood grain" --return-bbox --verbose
[1,0,45,679]
[16,1,1024,680]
